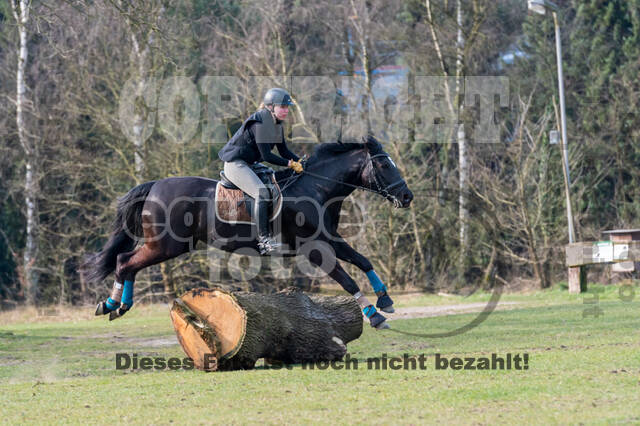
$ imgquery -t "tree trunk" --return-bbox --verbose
[170,287,363,371]
[121,0,165,182]
[349,0,374,132]
[130,31,148,182]
[11,0,38,305]
[456,0,469,266]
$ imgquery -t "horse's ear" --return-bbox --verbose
[364,133,380,151]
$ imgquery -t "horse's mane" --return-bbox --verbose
[275,135,384,182]
[311,136,384,162]
[312,141,365,158]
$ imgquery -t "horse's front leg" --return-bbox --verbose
[329,238,395,313]
[304,243,389,329]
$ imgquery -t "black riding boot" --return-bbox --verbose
[255,187,280,254]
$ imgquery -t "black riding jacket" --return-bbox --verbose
[218,109,299,166]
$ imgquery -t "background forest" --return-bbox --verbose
[1,0,639,307]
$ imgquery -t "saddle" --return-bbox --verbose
[215,163,283,225]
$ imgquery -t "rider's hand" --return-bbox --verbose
[288,159,303,173]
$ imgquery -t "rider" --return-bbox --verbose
[218,88,304,255]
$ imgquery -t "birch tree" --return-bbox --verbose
[10,0,39,304]
[424,0,490,281]
[111,0,166,182]
[455,0,468,262]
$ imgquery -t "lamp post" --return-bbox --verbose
[528,0,575,243]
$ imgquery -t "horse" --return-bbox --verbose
[82,135,414,329]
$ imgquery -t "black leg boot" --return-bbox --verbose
[254,187,280,255]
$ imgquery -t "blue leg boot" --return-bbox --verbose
[95,280,124,316]
[109,280,134,321]
[366,270,395,313]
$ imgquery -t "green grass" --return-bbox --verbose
[1,286,639,424]
[392,281,637,308]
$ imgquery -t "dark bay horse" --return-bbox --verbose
[82,135,413,328]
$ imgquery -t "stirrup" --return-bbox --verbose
[257,236,282,255]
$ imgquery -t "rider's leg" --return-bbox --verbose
[254,186,279,254]
[305,245,389,329]
[223,161,279,254]
[223,160,265,200]
[330,239,394,313]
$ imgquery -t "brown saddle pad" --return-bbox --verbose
[215,176,282,224]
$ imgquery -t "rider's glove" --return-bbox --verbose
[288,159,304,173]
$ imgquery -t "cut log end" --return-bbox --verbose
[170,289,247,371]
[170,302,219,371]
[179,288,247,359]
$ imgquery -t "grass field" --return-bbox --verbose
[1,284,639,424]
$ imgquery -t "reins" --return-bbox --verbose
[277,151,406,199]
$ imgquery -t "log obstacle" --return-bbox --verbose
[170,287,363,371]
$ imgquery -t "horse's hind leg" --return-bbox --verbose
[96,239,189,320]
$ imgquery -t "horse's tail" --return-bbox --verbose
[81,180,156,283]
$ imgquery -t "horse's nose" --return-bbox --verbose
[402,189,413,207]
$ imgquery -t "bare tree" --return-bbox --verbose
[10,0,39,304]
[455,0,468,261]
[473,87,561,289]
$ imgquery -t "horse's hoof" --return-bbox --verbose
[376,292,394,313]
[375,321,391,330]
[369,311,388,329]
[109,308,125,321]
[95,302,109,316]
[109,304,131,321]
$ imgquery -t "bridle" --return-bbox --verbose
[362,153,407,207]
[282,150,407,206]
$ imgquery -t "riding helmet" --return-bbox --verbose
[263,88,294,106]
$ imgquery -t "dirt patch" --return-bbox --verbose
[90,333,179,348]
[135,337,178,347]
[385,301,522,320]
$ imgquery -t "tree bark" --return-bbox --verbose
[129,29,149,182]
[349,0,374,132]
[11,0,38,305]
[170,287,363,371]
[456,0,469,266]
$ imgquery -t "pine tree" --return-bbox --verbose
[568,0,640,228]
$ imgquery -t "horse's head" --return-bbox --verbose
[359,135,413,208]
[301,136,413,208]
